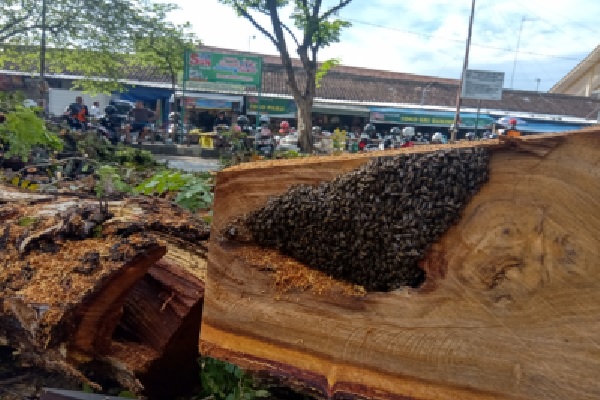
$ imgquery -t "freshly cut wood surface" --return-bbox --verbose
[0,194,209,394]
[201,130,600,400]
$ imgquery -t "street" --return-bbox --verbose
[156,155,221,173]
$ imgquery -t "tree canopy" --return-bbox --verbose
[0,0,198,93]
[133,3,199,93]
[219,0,353,152]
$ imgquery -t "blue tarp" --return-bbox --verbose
[117,86,173,125]
[369,107,489,120]
[491,115,591,133]
[515,121,588,133]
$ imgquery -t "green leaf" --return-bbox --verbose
[117,390,137,398]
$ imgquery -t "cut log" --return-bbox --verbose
[201,130,600,400]
[0,193,209,396]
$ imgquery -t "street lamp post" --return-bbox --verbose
[248,35,256,52]
[420,82,434,106]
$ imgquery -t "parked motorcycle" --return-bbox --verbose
[98,100,134,144]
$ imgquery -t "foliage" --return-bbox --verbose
[135,170,213,212]
[133,3,199,91]
[0,106,63,161]
[76,135,159,169]
[316,58,341,88]
[219,0,353,152]
[94,165,132,198]
[113,146,157,168]
[17,216,38,227]
[331,127,347,151]
[0,0,193,94]
[199,357,269,400]
[117,390,137,398]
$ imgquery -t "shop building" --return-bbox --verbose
[2,44,599,135]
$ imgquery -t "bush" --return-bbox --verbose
[135,170,213,212]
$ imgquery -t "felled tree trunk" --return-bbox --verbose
[201,130,600,400]
[0,192,209,396]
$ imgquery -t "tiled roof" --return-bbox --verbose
[3,45,599,120]
[201,45,600,120]
[261,64,600,119]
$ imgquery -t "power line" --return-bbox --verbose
[502,0,600,36]
[345,18,586,62]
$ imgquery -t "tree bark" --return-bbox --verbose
[296,98,314,153]
[0,193,209,396]
[201,131,600,400]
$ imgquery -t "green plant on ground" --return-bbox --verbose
[94,165,132,197]
[0,106,63,161]
[135,170,213,212]
[199,357,269,400]
[17,216,38,227]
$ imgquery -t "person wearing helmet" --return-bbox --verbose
[364,123,378,140]
[213,111,230,129]
[237,115,249,126]
[279,120,290,134]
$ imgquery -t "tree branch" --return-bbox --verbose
[265,0,301,99]
[280,22,300,48]
[231,0,278,48]
[320,0,353,21]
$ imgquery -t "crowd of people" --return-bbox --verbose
[64,97,157,143]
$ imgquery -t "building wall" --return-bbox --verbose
[48,88,111,117]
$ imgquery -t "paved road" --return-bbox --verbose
[156,156,221,173]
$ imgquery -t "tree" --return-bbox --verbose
[219,0,352,152]
[0,0,188,93]
[133,3,200,99]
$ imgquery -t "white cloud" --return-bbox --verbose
[162,0,600,91]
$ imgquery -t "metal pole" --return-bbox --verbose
[451,0,476,142]
[39,0,47,115]
[256,57,262,130]
[40,0,47,81]
[181,49,188,142]
[475,99,481,138]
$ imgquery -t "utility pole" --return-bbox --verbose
[451,0,476,142]
[39,0,48,115]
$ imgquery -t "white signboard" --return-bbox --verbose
[461,69,504,101]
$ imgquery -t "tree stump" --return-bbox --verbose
[0,193,209,396]
[201,131,600,400]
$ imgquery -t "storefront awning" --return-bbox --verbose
[180,92,244,110]
[313,103,370,117]
[246,96,297,119]
[369,107,495,127]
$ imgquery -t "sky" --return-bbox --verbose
[163,0,600,92]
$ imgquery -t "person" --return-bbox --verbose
[125,101,155,142]
[66,96,89,131]
[89,101,101,121]
[213,111,230,129]
[358,138,367,151]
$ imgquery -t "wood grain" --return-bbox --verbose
[201,130,600,400]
